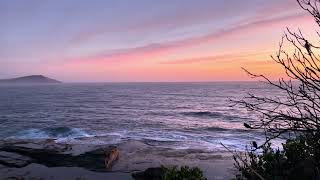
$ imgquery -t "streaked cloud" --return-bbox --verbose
[68,12,310,64]
[0,0,315,81]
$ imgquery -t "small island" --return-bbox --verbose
[0,75,61,84]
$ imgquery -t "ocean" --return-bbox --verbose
[0,82,283,151]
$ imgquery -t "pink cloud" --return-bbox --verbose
[67,12,311,64]
[159,51,272,64]
[69,0,300,45]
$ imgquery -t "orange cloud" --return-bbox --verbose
[68,13,311,65]
[58,12,315,82]
[159,51,272,64]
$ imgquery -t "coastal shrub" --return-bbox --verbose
[132,166,207,180]
[164,166,207,180]
[234,132,320,180]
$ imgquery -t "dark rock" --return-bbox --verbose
[0,151,33,168]
[0,144,116,171]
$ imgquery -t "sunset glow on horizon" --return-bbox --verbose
[0,0,318,82]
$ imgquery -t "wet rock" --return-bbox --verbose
[0,151,33,168]
[0,144,118,172]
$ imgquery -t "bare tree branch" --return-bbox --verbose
[232,0,320,147]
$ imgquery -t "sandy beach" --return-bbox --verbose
[0,139,235,180]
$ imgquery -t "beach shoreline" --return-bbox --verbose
[0,139,235,180]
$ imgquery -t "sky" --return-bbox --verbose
[0,0,317,82]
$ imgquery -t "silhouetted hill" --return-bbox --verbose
[0,75,61,84]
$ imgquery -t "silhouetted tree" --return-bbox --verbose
[231,1,320,179]
[235,0,320,148]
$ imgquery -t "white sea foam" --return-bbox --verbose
[8,127,93,141]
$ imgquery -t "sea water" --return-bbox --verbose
[0,82,284,151]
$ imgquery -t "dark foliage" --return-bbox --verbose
[164,166,207,180]
[234,132,320,180]
[132,166,207,180]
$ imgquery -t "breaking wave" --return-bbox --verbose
[9,127,92,140]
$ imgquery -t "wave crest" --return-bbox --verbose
[9,127,92,140]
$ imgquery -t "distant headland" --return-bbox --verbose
[0,75,61,84]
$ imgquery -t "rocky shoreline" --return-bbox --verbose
[0,139,234,180]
